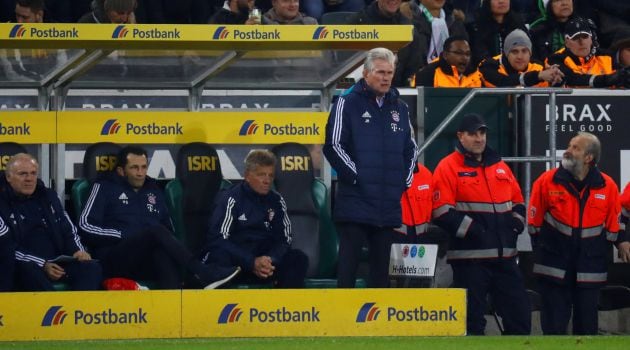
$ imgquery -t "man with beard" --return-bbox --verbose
[528,132,630,335]
[415,36,481,87]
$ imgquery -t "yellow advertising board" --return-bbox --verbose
[57,111,327,144]
[0,24,412,51]
[0,111,56,143]
[0,291,180,341]
[182,289,466,337]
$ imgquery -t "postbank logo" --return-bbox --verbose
[112,25,129,39]
[40,305,148,326]
[239,120,259,135]
[9,24,26,38]
[212,26,280,40]
[9,24,78,38]
[312,26,329,40]
[217,303,243,324]
[213,26,230,40]
[99,118,182,136]
[356,302,380,322]
[238,119,320,137]
[41,306,68,326]
[217,303,320,324]
[100,119,122,135]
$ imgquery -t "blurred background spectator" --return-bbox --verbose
[262,0,317,24]
[300,0,365,23]
[530,0,577,62]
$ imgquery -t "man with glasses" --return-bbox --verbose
[416,35,482,87]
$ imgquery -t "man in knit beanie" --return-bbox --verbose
[479,28,564,87]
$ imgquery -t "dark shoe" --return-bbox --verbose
[197,266,241,290]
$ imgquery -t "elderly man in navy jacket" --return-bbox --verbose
[79,145,239,290]
[201,150,308,288]
[324,47,418,288]
[0,153,101,291]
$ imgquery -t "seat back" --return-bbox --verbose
[71,142,121,220]
[169,142,223,254]
[321,11,356,24]
[271,143,320,277]
[0,142,28,171]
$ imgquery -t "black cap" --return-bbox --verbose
[565,18,592,40]
[458,113,488,133]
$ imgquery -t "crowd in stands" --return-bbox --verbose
[3,1,629,89]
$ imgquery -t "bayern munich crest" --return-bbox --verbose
[391,110,400,122]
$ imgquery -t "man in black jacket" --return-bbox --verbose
[0,153,102,291]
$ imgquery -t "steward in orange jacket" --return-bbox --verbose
[395,163,433,241]
[415,36,482,88]
[431,113,530,335]
[546,17,627,88]
[528,132,630,335]
[479,29,562,88]
[619,182,630,231]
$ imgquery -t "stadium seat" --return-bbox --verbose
[0,142,28,171]
[70,142,121,221]
[271,142,364,288]
[321,11,356,24]
[164,142,226,254]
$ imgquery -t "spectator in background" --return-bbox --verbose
[480,29,564,87]
[547,17,627,88]
[401,0,468,75]
[451,0,480,24]
[467,0,527,68]
[14,0,44,22]
[262,0,317,24]
[0,154,102,291]
[78,0,137,23]
[210,0,260,24]
[416,36,482,87]
[201,150,308,288]
[143,0,221,24]
[350,0,423,87]
[300,0,365,23]
[611,28,630,70]
[79,146,240,290]
[323,47,417,288]
[528,132,630,335]
[432,113,531,335]
[530,0,577,62]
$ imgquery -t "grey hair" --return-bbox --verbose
[577,131,601,165]
[5,153,38,175]
[364,47,396,72]
[244,149,276,174]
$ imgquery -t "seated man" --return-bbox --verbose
[0,215,15,291]
[262,0,317,24]
[201,150,308,288]
[480,29,564,87]
[0,153,101,291]
[416,36,482,87]
[209,0,261,24]
[79,146,239,290]
[547,17,628,88]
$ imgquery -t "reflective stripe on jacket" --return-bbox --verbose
[432,143,525,262]
[397,164,433,236]
[528,166,622,286]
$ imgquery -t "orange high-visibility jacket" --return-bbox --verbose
[397,164,433,236]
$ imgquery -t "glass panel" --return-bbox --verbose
[0,49,83,84]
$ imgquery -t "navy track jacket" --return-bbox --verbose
[323,78,418,227]
[203,182,291,272]
[78,174,173,253]
[0,177,85,267]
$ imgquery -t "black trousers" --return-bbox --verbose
[99,225,194,289]
[15,260,102,291]
[0,240,14,291]
[207,247,308,288]
[452,259,531,335]
[539,278,600,335]
[336,222,392,288]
